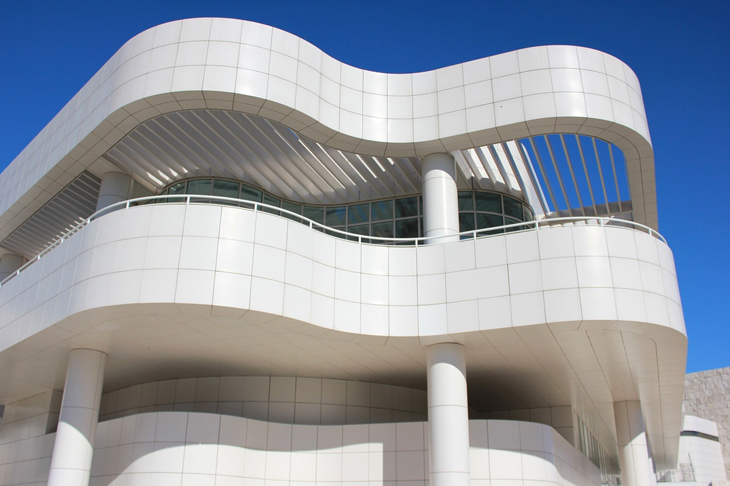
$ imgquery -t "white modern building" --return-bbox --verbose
[0,18,698,486]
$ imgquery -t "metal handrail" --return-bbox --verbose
[0,194,666,288]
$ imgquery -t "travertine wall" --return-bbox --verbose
[683,367,730,480]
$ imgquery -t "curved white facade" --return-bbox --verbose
[0,18,685,486]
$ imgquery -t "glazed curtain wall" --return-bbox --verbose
[160,178,535,239]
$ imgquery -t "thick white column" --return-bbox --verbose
[614,401,653,486]
[427,343,470,486]
[48,349,106,486]
[0,254,24,281]
[421,153,459,243]
[96,172,133,211]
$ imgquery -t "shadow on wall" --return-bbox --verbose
[87,412,601,485]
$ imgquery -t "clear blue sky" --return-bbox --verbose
[1,0,728,372]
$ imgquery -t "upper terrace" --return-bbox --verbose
[0,18,655,265]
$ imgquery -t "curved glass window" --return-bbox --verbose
[160,178,535,241]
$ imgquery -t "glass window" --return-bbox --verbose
[371,200,393,221]
[371,221,393,239]
[396,218,419,238]
[303,206,324,224]
[281,201,302,222]
[212,180,239,199]
[282,200,302,214]
[326,206,346,227]
[503,196,524,220]
[262,194,281,215]
[475,192,502,213]
[458,192,474,211]
[263,194,281,207]
[348,224,370,241]
[395,196,418,218]
[167,182,186,202]
[187,179,212,195]
[459,213,476,233]
[240,184,262,203]
[169,182,186,194]
[476,213,504,229]
[523,205,534,222]
[348,203,369,225]
[504,217,523,232]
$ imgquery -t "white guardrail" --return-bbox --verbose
[0,194,666,288]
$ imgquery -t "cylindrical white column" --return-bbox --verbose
[427,343,470,486]
[614,401,653,486]
[48,349,107,486]
[421,153,459,243]
[0,254,24,281]
[96,172,132,211]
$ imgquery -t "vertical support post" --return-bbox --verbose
[421,153,459,244]
[47,349,107,486]
[96,172,133,211]
[427,343,470,486]
[614,401,653,486]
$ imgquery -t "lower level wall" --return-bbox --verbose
[0,411,601,486]
[0,391,60,486]
[88,413,599,486]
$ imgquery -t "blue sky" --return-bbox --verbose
[1,0,728,372]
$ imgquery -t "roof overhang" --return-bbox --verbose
[0,18,657,252]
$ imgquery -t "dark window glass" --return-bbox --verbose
[396,218,419,238]
[281,201,302,222]
[263,194,281,215]
[371,200,393,221]
[240,184,262,203]
[348,203,369,225]
[475,192,502,213]
[212,180,239,199]
[167,182,186,202]
[371,221,393,239]
[504,196,524,220]
[325,228,347,239]
[458,192,474,211]
[303,206,324,224]
[326,206,346,227]
[476,213,504,229]
[348,224,370,241]
[395,197,418,218]
[169,183,186,195]
[459,213,476,232]
[282,201,302,214]
[187,179,212,195]
[263,194,281,207]
[504,217,524,232]
[523,205,534,222]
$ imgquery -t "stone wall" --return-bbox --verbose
[683,367,730,481]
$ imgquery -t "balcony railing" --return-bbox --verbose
[0,194,666,288]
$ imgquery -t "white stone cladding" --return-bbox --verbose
[0,17,691,486]
[99,377,428,425]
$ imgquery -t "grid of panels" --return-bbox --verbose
[161,178,535,240]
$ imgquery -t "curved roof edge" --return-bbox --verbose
[0,18,658,244]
